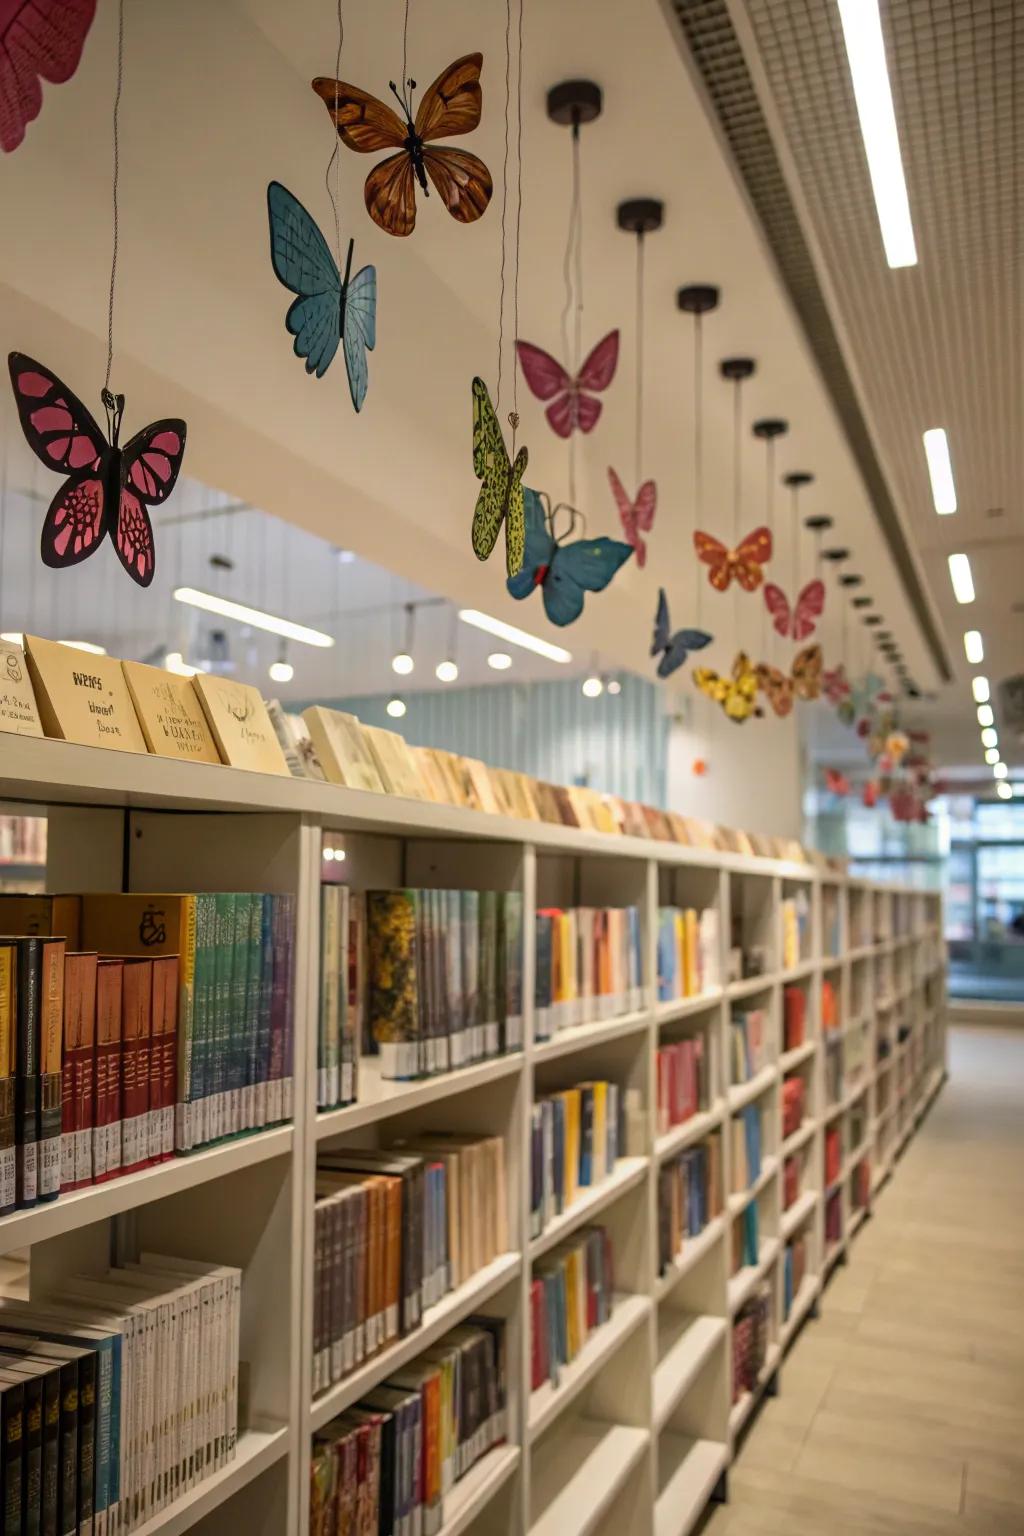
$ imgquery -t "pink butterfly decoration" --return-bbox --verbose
[824,768,850,797]
[0,0,97,153]
[607,466,656,568]
[763,578,825,641]
[515,330,619,438]
[823,662,851,705]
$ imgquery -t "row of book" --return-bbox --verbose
[730,1106,763,1194]
[825,1039,843,1105]
[655,1035,708,1138]
[733,1283,771,1403]
[783,1235,808,1318]
[529,1081,626,1239]
[657,1135,721,1274]
[310,1317,507,1536]
[534,906,642,1040]
[656,907,720,1003]
[530,1225,614,1392]
[780,892,810,971]
[318,887,523,1102]
[0,1253,240,1535]
[730,1008,768,1086]
[312,1137,508,1396]
[782,1076,805,1139]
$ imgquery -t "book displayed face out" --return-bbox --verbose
[0,642,43,738]
[361,725,429,801]
[23,635,148,753]
[191,675,291,776]
[302,707,385,793]
[122,661,222,764]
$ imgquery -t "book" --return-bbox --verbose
[360,726,428,801]
[533,905,642,1040]
[61,952,97,1194]
[0,943,14,1215]
[93,959,123,1186]
[23,636,148,753]
[0,639,43,738]
[302,707,385,794]
[119,958,152,1174]
[121,661,222,763]
[532,1225,613,1391]
[150,956,178,1162]
[656,1035,707,1136]
[190,675,291,775]
[657,1132,721,1273]
[531,1078,622,1237]
[14,936,63,1208]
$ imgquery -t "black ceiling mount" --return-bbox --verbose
[876,630,892,640]
[752,418,788,440]
[209,553,234,571]
[677,284,720,315]
[865,615,883,626]
[720,357,756,382]
[547,79,603,127]
[617,198,664,235]
[785,472,815,489]
[822,547,850,563]
[804,514,832,533]
[840,573,864,588]
[852,595,873,608]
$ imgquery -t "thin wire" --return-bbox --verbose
[761,439,774,660]
[573,133,583,374]
[692,314,703,624]
[634,232,645,487]
[401,0,410,94]
[731,377,744,654]
[561,127,582,504]
[559,130,579,377]
[325,0,345,266]
[511,0,523,436]
[497,0,513,417]
[103,0,126,395]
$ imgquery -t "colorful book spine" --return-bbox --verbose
[15,937,43,1209]
[61,952,97,1193]
[93,958,124,1186]
[120,957,153,1175]
[0,942,16,1215]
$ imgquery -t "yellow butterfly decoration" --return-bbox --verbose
[693,651,763,723]
[755,644,824,716]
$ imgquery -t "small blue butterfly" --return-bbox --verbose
[267,180,377,412]
[651,588,712,678]
[506,487,633,627]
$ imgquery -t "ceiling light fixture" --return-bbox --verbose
[981,727,998,749]
[985,747,999,765]
[607,678,622,696]
[165,651,205,677]
[977,704,994,727]
[0,632,22,645]
[947,552,974,604]
[268,658,294,684]
[964,630,984,664]
[435,659,459,683]
[458,608,572,663]
[391,653,414,676]
[582,674,603,699]
[922,429,957,514]
[997,782,1013,800]
[837,0,917,268]
[972,676,991,703]
[487,651,512,671]
[386,696,407,719]
[172,587,334,647]
[993,761,1009,779]
[391,603,416,675]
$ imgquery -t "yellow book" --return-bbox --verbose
[122,661,222,764]
[410,746,450,804]
[590,1081,608,1182]
[191,674,290,774]
[24,634,147,753]
[0,639,43,737]
[684,909,699,997]
[302,706,385,792]
[563,1088,580,1206]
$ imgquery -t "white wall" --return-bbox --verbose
[666,696,806,839]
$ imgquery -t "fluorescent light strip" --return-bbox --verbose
[972,676,991,703]
[837,0,917,268]
[0,633,106,655]
[923,429,957,514]
[964,630,984,664]
[458,609,572,664]
[173,587,334,648]
[947,552,974,604]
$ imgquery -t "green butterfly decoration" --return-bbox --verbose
[471,377,528,577]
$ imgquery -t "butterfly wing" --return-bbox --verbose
[516,341,570,403]
[506,487,555,600]
[651,589,670,657]
[694,530,730,591]
[341,262,377,412]
[8,351,105,475]
[40,473,106,570]
[576,330,619,392]
[505,444,529,578]
[634,478,656,532]
[792,579,825,641]
[755,662,793,717]
[0,0,96,153]
[471,376,512,561]
[266,182,341,379]
[422,146,492,224]
[693,666,726,704]
[608,465,642,560]
[311,77,407,151]
[544,390,578,439]
[658,629,712,679]
[414,53,484,140]
[763,582,793,639]
[539,537,632,628]
[791,644,823,701]
[733,526,772,591]
[115,419,186,587]
[572,391,603,435]
[364,150,418,237]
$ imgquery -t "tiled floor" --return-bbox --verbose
[702,1026,1024,1535]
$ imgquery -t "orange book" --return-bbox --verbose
[61,952,98,1192]
[150,956,179,1163]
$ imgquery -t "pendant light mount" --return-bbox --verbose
[616,198,664,235]
[785,472,815,490]
[752,418,788,441]
[720,357,756,383]
[804,514,832,533]
[677,283,720,315]
[547,79,602,128]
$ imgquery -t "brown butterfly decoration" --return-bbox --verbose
[312,54,493,238]
[756,644,823,716]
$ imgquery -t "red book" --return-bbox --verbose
[120,958,152,1174]
[93,959,123,1184]
[530,1278,545,1389]
[61,952,98,1192]
[783,986,806,1049]
[150,955,179,1163]
[825,1126,841,1184]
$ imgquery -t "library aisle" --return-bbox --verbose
[703,1025,1024,1535]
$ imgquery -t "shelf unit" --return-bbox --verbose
[0,737,947,1536]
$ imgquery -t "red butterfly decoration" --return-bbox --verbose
[8,352,185,587]
[0,0,96,153]
[862,779,879,808]
[824,768,850,797]
[763,579,825,641]
[515,331,618,438]
[693,526,772,592]
[607,467,655,567]
[823,663,851,705]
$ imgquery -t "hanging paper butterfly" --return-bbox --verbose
[8,352,185,587]
[755,662,794,718]
[791,644,824,702]
[515,331,619,439]
[823,662,851,707]
[312,54,492,238]
[693,526,772,593]
[693,651,763,723]
[471,377,528,577]
[824,768,851,797]
[506,488,632,626]
[266,181,376,412]
[862,779,880,808]
[650,589,712,680]
[607,466,655,567]
[763,578,825,641]
[847,671,892,729]
[0,0,96,153]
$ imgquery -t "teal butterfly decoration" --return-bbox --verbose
[506,487,633,626]
[266,180,376,412]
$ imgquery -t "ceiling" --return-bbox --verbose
[0,0,1000,773]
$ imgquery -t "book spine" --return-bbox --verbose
[2,1379,25,1536]
[37,937,65,1202]
[0,945,16,1215]
[41,1361,60,1536]
[255,897,274,1129]
[57,1360,78,1536]
[16,938,42,1208]
[77,1353,96,1536]
[319,885,339,1109]
[23,1375,42,1536]
[93,961,124,1186]
[120,961,152,1175]
[173,894,197,1154]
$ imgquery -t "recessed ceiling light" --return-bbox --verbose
[459,608,572,663]
[173,587,334,647]
[984,748,1000,765]
[972,676,991,703]
[964,630,984,664]
[923,429,957,514]
[487,651,512,671]
[837,0,918,268]
[997,782,1013,799]
[977,704,994,727]
[947,552,975,604]
[981,727,998,749]
[993,761,1009,779]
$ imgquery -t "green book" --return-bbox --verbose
[211,894,236,1144]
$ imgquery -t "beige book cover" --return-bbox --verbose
[411,746,450,804]
[191,674,290,775]
[122,661,222,764]
[302,706,385,793]
[515,774,544,820]
[24,635,148,753]
[461,757,502,815]
[0,640,43,737]
[429,748,471,807]
[361,724,429,800]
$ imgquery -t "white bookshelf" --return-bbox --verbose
[0,737,948,1536]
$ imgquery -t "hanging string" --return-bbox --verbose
[731,377,743,649]
[560,125,582,504]
[633,232,645,488]
[692,314,704,626]
[512,0,523,441]
[760,437,776,660]
[325,0,345,265]
[103,0,126,395]
[400,0,410,97]
[497,0,524,441]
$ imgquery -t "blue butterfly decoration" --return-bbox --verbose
[651,588,712,678]
[506,488,633,626]
[266,180,377,412]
